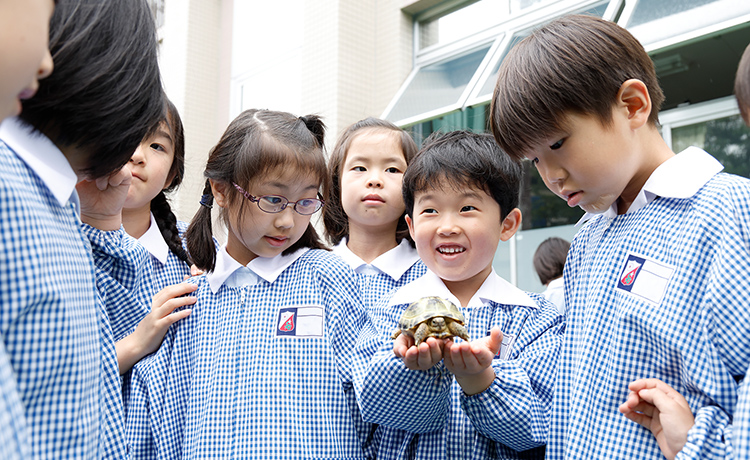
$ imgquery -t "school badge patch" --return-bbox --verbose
[276,306,324,337]
[616,253,674,304]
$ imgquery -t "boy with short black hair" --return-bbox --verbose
[0,0,163,457]
[491,14,750,458]
[355,130,564,459]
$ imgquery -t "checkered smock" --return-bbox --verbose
[128,249,437,459]
[355,272,563,459]
[357,261,427,311]
[0,140,150,458]
[148,220,191,292]
[735,371,750,457]
[547,172,750,459]
[0,341,29,459]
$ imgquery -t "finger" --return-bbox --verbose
[485,327,503,355]
[153,283,198,306]
[108,167,132,188]
[638,387,689,412]
[95,175,110,191]
[620,408,652,429]
[628,378,676,395]
[155,295,197,316]
[163,308,191,325]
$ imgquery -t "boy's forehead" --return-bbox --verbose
[414,180,487,200]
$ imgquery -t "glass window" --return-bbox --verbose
[418,1,511,50]
[384,44,492,124]
[672,114,750,178]
[471,0,610,104]
[623,0,750,48]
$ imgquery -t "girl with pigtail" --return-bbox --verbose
[126,109,392,458]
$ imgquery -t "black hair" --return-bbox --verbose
[533,237,570,285]
[402,130,522,221]
[186,109,329,272]
[323,117,418,246]
[150,98,190,265]
[19,0,164,179]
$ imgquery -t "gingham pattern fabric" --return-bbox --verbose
[0,341,29,459]
[357,272,563,460]
[0,140,129,458]
[547,171,750,459]
[147,220,192,292]
[357,261,427,311]
[128,249,415,459]
[735,374,749,458]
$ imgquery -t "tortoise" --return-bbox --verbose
[391,296,470,346]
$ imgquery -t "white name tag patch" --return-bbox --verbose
[276,306,324,337]
[616,253,674,304]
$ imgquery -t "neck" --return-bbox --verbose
[122,204,152,239]
[442,267,491,309]
[617,128,675,215]
[346,220,399,264]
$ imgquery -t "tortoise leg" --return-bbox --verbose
[391,329,402,340]
[413,323,429,346]
[448,321,470,342]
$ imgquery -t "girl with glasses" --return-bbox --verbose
[126,108,386,458]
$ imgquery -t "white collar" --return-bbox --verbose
[389,269,535,310]
[332,238,420,280]
[206,245,309,293]
[0,117,78,208]
[546,277,564,290]
[579,147,723,224]
[138,213,169,265]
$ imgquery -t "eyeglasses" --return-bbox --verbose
[232,183,324,215]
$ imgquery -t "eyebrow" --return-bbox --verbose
[260,181,319,193]
[347,155,406,164]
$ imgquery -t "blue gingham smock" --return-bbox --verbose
[354,270,564,460]
[734,369,750,458]
[332,238,427,309]
[127,246,441,459]
[547,148,750,459]
[0,117,151,459]
[137,216,191,291]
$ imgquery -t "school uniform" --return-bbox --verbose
[734,371,750,457]
[355,269,564,459]
[333,238,427,309]
[547,147,750,459]
[0,117,150,458]
[137,216,191,291]
[127,246,445,459]
[541,277,565,314]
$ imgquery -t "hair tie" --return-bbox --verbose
[199,194,213,209]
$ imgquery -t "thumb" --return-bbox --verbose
[486,327,503,355]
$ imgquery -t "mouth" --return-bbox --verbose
[17,87,37,101]
[362,194,384,203]
[436,245,466,255]
[562,190,582,208]
[265,235,289,247]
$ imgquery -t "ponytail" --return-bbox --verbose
[151,191,191,265]
[299,115,325,148]
[186,180,218,271]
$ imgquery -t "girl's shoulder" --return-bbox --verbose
[296,249,358,281]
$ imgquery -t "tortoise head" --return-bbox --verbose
[428,316,447,331]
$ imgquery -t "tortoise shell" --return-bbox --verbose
[398,296,465,329]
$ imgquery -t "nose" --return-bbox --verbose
[436,215,460,236]
[273,206,295,229]
[38,49,54,80]
[367,171,383,188]
[129,145,146,165]
[538,161,566,189]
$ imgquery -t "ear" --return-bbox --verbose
[210,179,229,208]
[405,214,416,240]
[616,79,651,130]
[499,208,522,242]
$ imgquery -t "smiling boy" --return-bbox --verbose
[491,14,750,459]
[355,130,564,459]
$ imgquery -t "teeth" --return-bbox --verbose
[438,247,465,254]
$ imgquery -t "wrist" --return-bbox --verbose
[454,367,496,396]
[81,213,122,231]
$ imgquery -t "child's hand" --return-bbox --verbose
[78,167,132,231]
[393,334,446,371]
[618,378,694,460]
[443,326,503,395]
[116,283,197,374]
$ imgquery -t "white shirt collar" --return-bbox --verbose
[206,245,309,293]
[138,213,169,265]
[332,238,420,281]
[579,147,723,224]
[0,117,78,208]
[389,269,535,310]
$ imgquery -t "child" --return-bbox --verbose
[532,237,570,314]
[355,131,564,459]
[618,41,750,460]
[126,109,446,458]
[0,0,54,122]
[116,98,197,374]
[324,117,426,309]
[0,0,163,458]
[491,14,750,459]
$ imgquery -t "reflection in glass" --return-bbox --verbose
[672,114,750,178]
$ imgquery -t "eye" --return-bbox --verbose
[421,208,437,215]
[385,167,402,174]
[262,196,285,205]
[351,166,366,172]
[550,139,564,150]
[150,143,166,152]
[530,158,539,165]
[460,205,477,212]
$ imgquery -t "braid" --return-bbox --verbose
[151,191,191,265]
